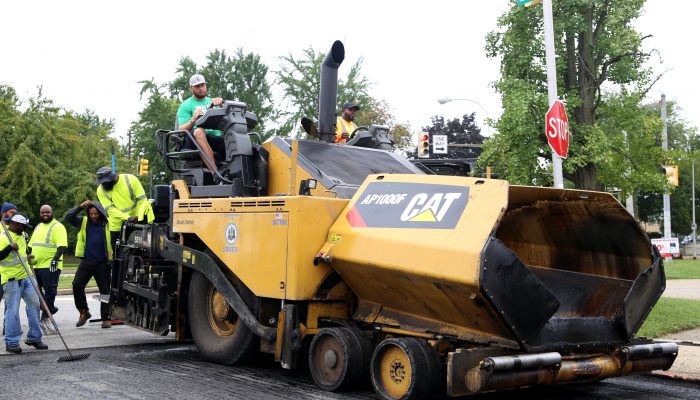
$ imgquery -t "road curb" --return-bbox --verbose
[652,370,700,383]
[654,339,700,347]
[56,287,99,296]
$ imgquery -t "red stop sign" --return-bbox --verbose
[545,99,570,158]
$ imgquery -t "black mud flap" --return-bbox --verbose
[623,253,665,339]
[480,238,560,346]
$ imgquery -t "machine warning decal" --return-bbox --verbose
[225,223,239,245]
[347,182,469,229]
[330,233,342,243]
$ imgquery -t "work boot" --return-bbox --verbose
[101,320,112,329]
[76,309,92,327]
[25,340,48,350]
[5,344,22,354]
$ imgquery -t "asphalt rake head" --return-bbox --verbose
[58,352,91,362]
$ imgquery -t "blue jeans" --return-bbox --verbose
[3,278,42,346]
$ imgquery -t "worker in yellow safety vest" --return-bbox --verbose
[0,202,18,305]
[1,214,48,353]
[64,200,113,328]
[95,166,154,250]
[28,204,67,334]
[335,101,360,143]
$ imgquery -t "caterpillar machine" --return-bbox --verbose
[110,41,677,399]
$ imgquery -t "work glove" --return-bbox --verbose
[50,258,58,273]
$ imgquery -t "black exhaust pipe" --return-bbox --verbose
[318,41,345,143]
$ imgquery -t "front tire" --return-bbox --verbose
[188,270,258,365]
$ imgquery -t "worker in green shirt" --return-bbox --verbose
[177,73,224,179]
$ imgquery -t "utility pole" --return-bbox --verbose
[693,158,697,259]
[622,130,635,217]
[661,94,671,240]
[543,0,564,188]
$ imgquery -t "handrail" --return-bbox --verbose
[156,128,232,184]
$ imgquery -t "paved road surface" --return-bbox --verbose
[1,342,699,400]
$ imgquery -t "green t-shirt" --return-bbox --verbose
[177,96,223,137]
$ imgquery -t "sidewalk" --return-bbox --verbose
[654,278,700,381]
[662,279,700,300]
[1,294,175,355]
[655,329,700,381]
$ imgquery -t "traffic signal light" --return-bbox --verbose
[417,132,430,158]
[139,158,149,176]
[663,165,679,187]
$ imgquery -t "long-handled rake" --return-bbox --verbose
[1,221,90,362]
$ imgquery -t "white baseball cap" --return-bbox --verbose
[10,214,32,228]
[189,74,206,86]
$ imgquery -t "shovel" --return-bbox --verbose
[1,221,90,362]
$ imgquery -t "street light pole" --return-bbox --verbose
[437,97,491,136]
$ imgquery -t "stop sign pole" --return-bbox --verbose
[543,0,564,188]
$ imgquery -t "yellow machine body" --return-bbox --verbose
[172,192,347,301]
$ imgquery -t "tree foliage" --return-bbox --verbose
[275,47,371,137]
[636,101,699,235]
[128,79,180,184]
[484,0,661,190]
[275,46,412,150]
[423,113,485,160]
[0,85,121,244]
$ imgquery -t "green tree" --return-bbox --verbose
[423,113,484,160]
[354,97,414,153]
[636,100,698,236]
[0,86,118,228]
[275,46,371,137]
[129,79,180,185]
[484,0,659,190]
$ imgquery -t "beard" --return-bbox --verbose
[40,215,52,223]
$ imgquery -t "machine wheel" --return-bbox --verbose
[370,338,440,400]
[309,327,373,391]
[188,270,258,365]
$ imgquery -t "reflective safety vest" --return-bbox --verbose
[29,219,68,270]
[0,230,29,285]
[335,117,358,143]
[75,216,112,260]
[97,174,155,231]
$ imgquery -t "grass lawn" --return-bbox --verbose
[58,275,95,290]
[637,297,700,338]
[62,264,79,273]
[666,259,700,279]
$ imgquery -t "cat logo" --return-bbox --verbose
[347,182,469,229]
[400,193,462,222]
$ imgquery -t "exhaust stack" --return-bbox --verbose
[318,41,345,143]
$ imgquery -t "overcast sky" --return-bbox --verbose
[1,1,696,145]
